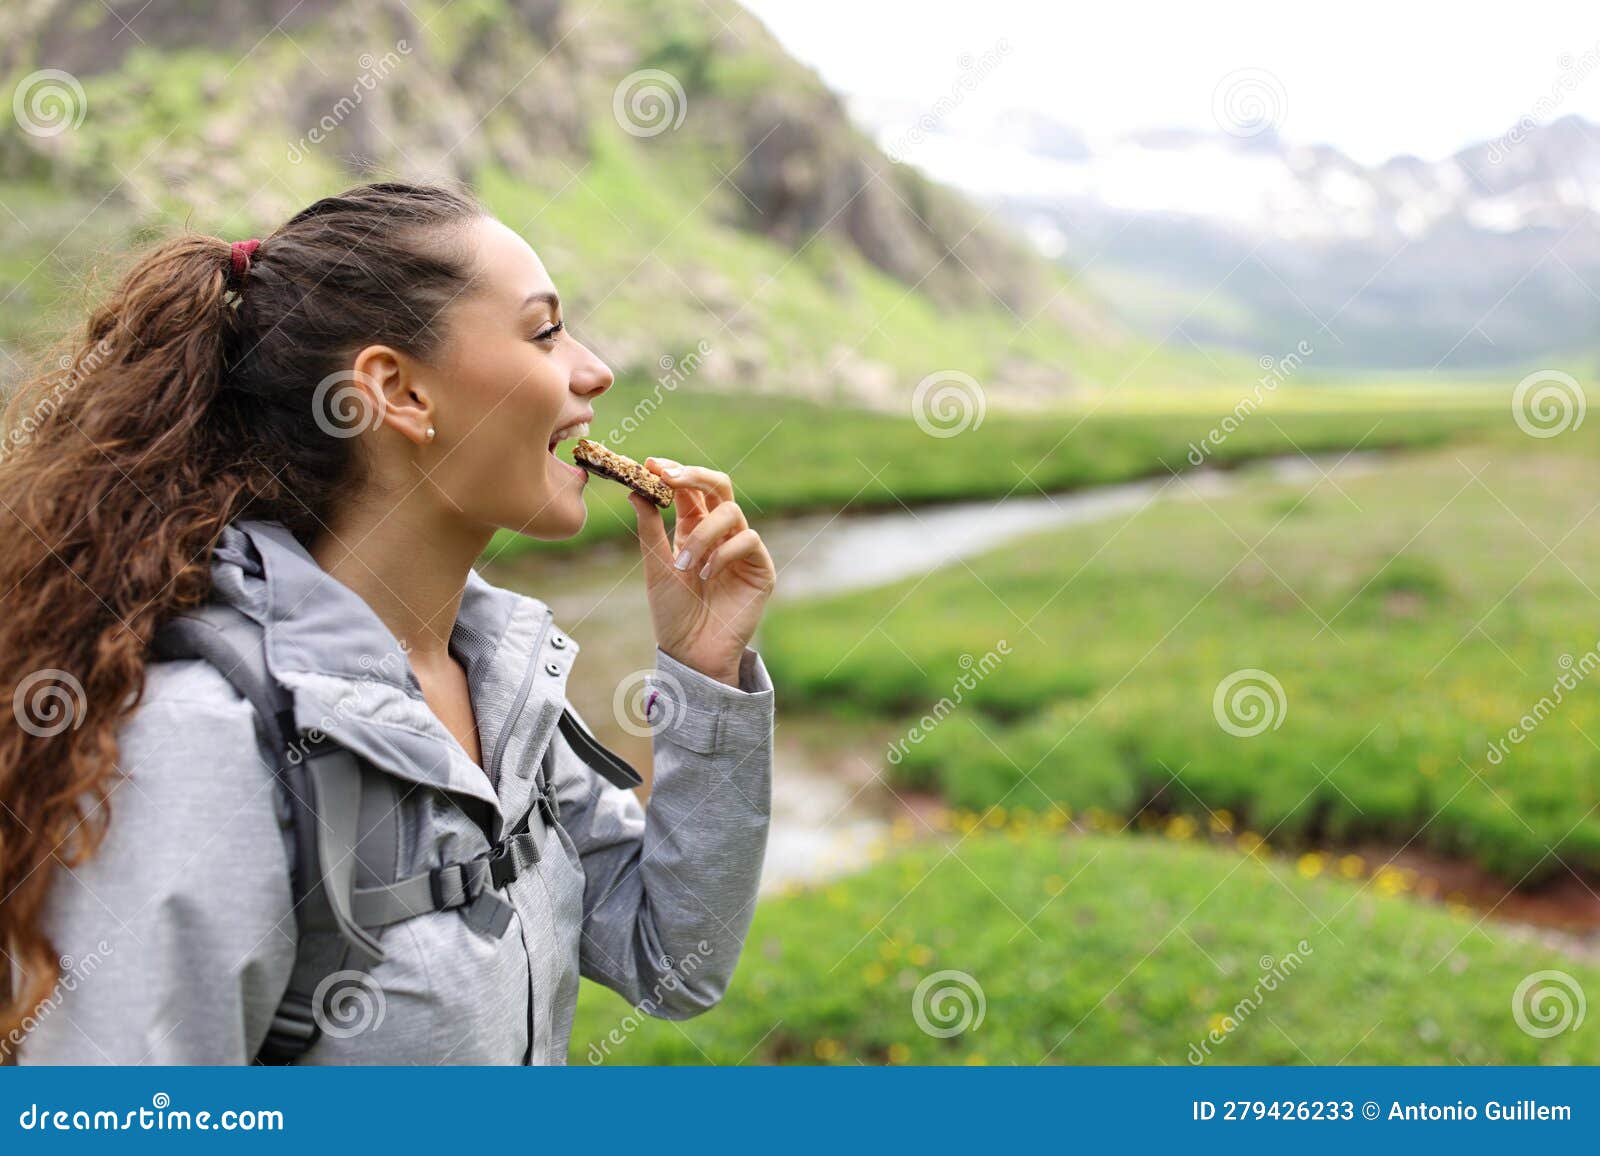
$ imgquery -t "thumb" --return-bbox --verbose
[629,492,674,580]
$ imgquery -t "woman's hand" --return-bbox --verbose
[628,457,776,687]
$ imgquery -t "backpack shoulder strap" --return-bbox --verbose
[150,603,294,757]
[148,608,635,1061]
[151,605,387,1064]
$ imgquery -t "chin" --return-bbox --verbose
[532,495,588,541]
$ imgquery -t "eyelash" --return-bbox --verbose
[533,320,565,343]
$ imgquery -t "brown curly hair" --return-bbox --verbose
[0,181,487,1049]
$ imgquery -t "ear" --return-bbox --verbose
[352,344,434,447]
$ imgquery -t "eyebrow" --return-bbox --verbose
[521,291,560,311]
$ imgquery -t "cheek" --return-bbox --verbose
[497,349,567,428]
[441,341,578,517]
[455,348,562,443]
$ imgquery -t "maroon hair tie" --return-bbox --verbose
[229,238,261,278]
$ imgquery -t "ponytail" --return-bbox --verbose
[0,181,483,1045]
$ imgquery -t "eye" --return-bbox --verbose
[532,320,565,344]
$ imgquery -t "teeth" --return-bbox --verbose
[549,420,590,447]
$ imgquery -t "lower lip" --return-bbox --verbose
[551,449,587,481]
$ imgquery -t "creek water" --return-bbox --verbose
[484,455,1346,893]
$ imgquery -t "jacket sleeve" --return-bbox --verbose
[18,668,296,1065]
[550,645,774,1019]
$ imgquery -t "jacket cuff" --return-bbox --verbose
[648,646,774,755]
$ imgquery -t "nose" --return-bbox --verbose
[571,341,614,398]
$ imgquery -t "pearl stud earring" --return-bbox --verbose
[426,426,436,441]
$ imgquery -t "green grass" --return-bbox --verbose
[570,830,1600,1064]
[1,0,1192,403]
[758,435,1600,882]
[484,381,1504,557]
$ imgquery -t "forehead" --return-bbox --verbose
[463,216,557,309]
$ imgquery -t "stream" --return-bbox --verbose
[485,455,1351,894]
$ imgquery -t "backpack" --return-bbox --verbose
[149,601,643,1064]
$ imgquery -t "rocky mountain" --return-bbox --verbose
[857,97,1600,372]
[0,0,1195,409]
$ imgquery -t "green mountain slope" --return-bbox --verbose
[1,0,1239,403]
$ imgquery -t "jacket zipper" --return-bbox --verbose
[486,610,552,789]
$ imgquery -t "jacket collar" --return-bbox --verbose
[209,519,577,818]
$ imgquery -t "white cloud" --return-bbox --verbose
[741,0,1600,164]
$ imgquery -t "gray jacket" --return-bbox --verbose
[20,519,774,1065]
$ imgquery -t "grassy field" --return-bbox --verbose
[484,381,1506,558]
[757,434,1600,883]
[570,829,1599,1064]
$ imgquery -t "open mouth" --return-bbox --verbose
[548,419,590,454]
[549,419,591,479]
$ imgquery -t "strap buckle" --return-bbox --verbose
[257,990,320,1065]
[488,838,522,889]
[428,858,490,910]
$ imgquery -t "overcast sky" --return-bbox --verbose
[741,0,1600,165]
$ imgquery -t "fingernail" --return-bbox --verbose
[698,561,712,580]
[674,549,693,571]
